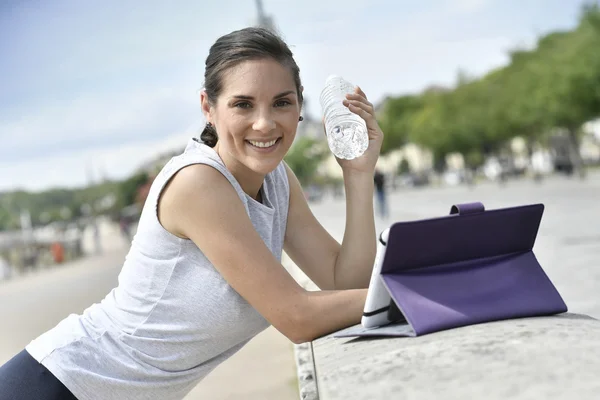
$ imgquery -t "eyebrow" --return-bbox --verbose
[231,90,296,100]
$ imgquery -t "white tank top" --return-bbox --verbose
[26,138,290,400]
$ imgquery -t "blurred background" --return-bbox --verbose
[1,0,600,270]
[1,1,600,398]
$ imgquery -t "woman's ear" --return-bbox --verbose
[200,90,213,123]
[299,85,304,111]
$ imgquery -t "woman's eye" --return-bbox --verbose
[235,102,252,109]
[275,99,291,107]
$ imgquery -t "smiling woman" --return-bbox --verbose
[0,26,384,400]
[200,58,301,183]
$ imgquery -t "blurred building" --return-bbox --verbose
[295,114,324,141]
[254,0,276,32]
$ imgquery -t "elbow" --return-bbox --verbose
[289,333,313,345]
[277,300,318,345]
[290,319,322,344]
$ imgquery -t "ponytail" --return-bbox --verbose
[200,123,218,147]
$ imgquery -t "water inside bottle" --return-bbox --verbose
[320,75,369,159]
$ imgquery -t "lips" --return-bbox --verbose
[247,138,281,149]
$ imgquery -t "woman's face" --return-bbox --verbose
[202,58,301,177]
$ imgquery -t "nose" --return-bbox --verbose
[252,111,276,133]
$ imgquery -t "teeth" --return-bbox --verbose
[248,139,278,148]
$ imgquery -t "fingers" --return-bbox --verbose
[343,90,375,122]
[344,100,375,127]
[342,87,381,137]
[354,85,367,99]
[343,98,374,115]
[345,92,373,110]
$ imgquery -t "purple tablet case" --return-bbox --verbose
[374,202,566,336]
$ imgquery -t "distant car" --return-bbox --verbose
[483,158,503,181]
[443,170,463,186]
[0,258,12,280]
[549,135,575,175]
[398,172,430,188]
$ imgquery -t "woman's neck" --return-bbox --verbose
[214,145,264,201]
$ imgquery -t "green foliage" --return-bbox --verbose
[0,176,144,231]
[377,95,423,154]
[116,172,149,211]
[284,137,329,185]
[377,3,600,162]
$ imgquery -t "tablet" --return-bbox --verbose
[358,202,567,336]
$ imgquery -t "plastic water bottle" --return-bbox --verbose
[319,75,369,160]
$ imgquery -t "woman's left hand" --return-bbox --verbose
[335,86,384,174]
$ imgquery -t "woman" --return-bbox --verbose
[0,27,384,400]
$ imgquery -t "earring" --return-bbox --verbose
[298,116,304,122]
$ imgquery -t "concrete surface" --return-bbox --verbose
[311,313,600,400]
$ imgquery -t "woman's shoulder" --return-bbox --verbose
[157,163,243,239]
[167,163,234,200]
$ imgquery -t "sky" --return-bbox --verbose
[0,0,592,192]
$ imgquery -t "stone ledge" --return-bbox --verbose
[294,342,318,400]
[311,313,600,400]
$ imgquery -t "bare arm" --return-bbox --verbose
[334,169,377,289]
[283,164,375,290]
[158,164,366,344]
[332,86,384,288]
[283,85,383,291]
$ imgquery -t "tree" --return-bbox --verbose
[284,137,329,185]
[377,95,424,154]
[385,2,600,175]
[525,6,600,173]
[117,172,149,211]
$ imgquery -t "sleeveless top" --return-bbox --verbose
[26,138,290,400]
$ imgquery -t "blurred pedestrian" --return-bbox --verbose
[374,169,388,219]
[119,215,131,243]
[50,242,64,264]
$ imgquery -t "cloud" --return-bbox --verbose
[0,82,202,162]
[0,125,201,192]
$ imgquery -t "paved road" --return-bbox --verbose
[308,171,600,320]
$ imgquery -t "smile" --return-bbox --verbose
[247,138,280,148]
